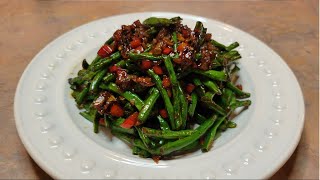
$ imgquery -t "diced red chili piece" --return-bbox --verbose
[109,65,119,73]
[162,47,172,55]
[110,104,124,117]
[162,77,171,88]
[97,45,113,58]
[120,112,139,129]
[159,109,168,119]
[236,84,243,90]
[173,58,182,64]
[141,60,153,70]
[177,42,187,52]
[99,118,105,126]
[130,38,142,48]
[185,83,195,94]
[153,65,163,75]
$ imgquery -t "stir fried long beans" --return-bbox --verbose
[69,17,251,160]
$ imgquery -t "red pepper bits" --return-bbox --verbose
[97,45,113,58]
[185,83,195,94]
[110,104,124,117]
[162,76,171,88]
[141,60,153,70]
[159,109,168,119]
[162,47,172,55]
[120,112,139,129]
[177,42,187,52]
[236,84,243,90]
[173,58,183,64]
[153,65,163,75]
[109,65,119,73]
[99,118,105,126]
[130,38,142,49]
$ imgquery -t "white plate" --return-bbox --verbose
[14,12,304,179]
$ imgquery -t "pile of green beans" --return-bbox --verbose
[69,17,251,160]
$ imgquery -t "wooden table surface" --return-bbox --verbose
[0,0,318,179]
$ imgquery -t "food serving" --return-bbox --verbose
[69,16,251,160]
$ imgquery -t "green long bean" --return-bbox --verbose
[202,116,224,152]
[192,69,227,81]
[105,83,144,111]
[138,88,160,124]
[90,69,107,92]
[157,116,215,155]
[89,52,121,71]
[147,69,175,130]
[188,92,198,117]
[129,52,163,61]
[141,127,193,139]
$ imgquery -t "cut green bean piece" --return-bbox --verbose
[164,56,183,129]
[132,146,152,158]
[136,127,154,148]
[141,127,193,139]
[113,117,125,126]
[90,69,107,92]
[157,116,215,155]
[133,139,159,155]
[129,52,163,61]
[227,121,237,128]
[203,79,221,95]
[102,73,115,83]
[194,113,207,124]
[192,69,227,81]
[143,17,175,27]
[104,37,114,45]
[111,125,136,135]
[172,32,178,52]
[211,40,227,51]
[89,52,121,71]
[147,69,175,130]
[226,42,239,51]
[76,87,89,104]
[157,115,170,131]
[188,92,198,117]
[80,111,94,122]
[226,82,250,99]
[106,83,144,111]
[89,56,102,67]
[202,116,225,152]
[138,88,160,124]
[169,140,200,156]
[201,92,227,116]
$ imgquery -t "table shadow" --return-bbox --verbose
[29,156,53,180]
[269,147,298,180]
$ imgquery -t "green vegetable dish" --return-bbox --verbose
[69,17,251,160]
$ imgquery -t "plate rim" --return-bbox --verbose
[14,11,305,179]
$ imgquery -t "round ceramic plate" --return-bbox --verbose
[14,12,304,179]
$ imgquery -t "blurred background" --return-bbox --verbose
[0,0,318,179]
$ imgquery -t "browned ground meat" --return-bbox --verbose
[109,18,220,91]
